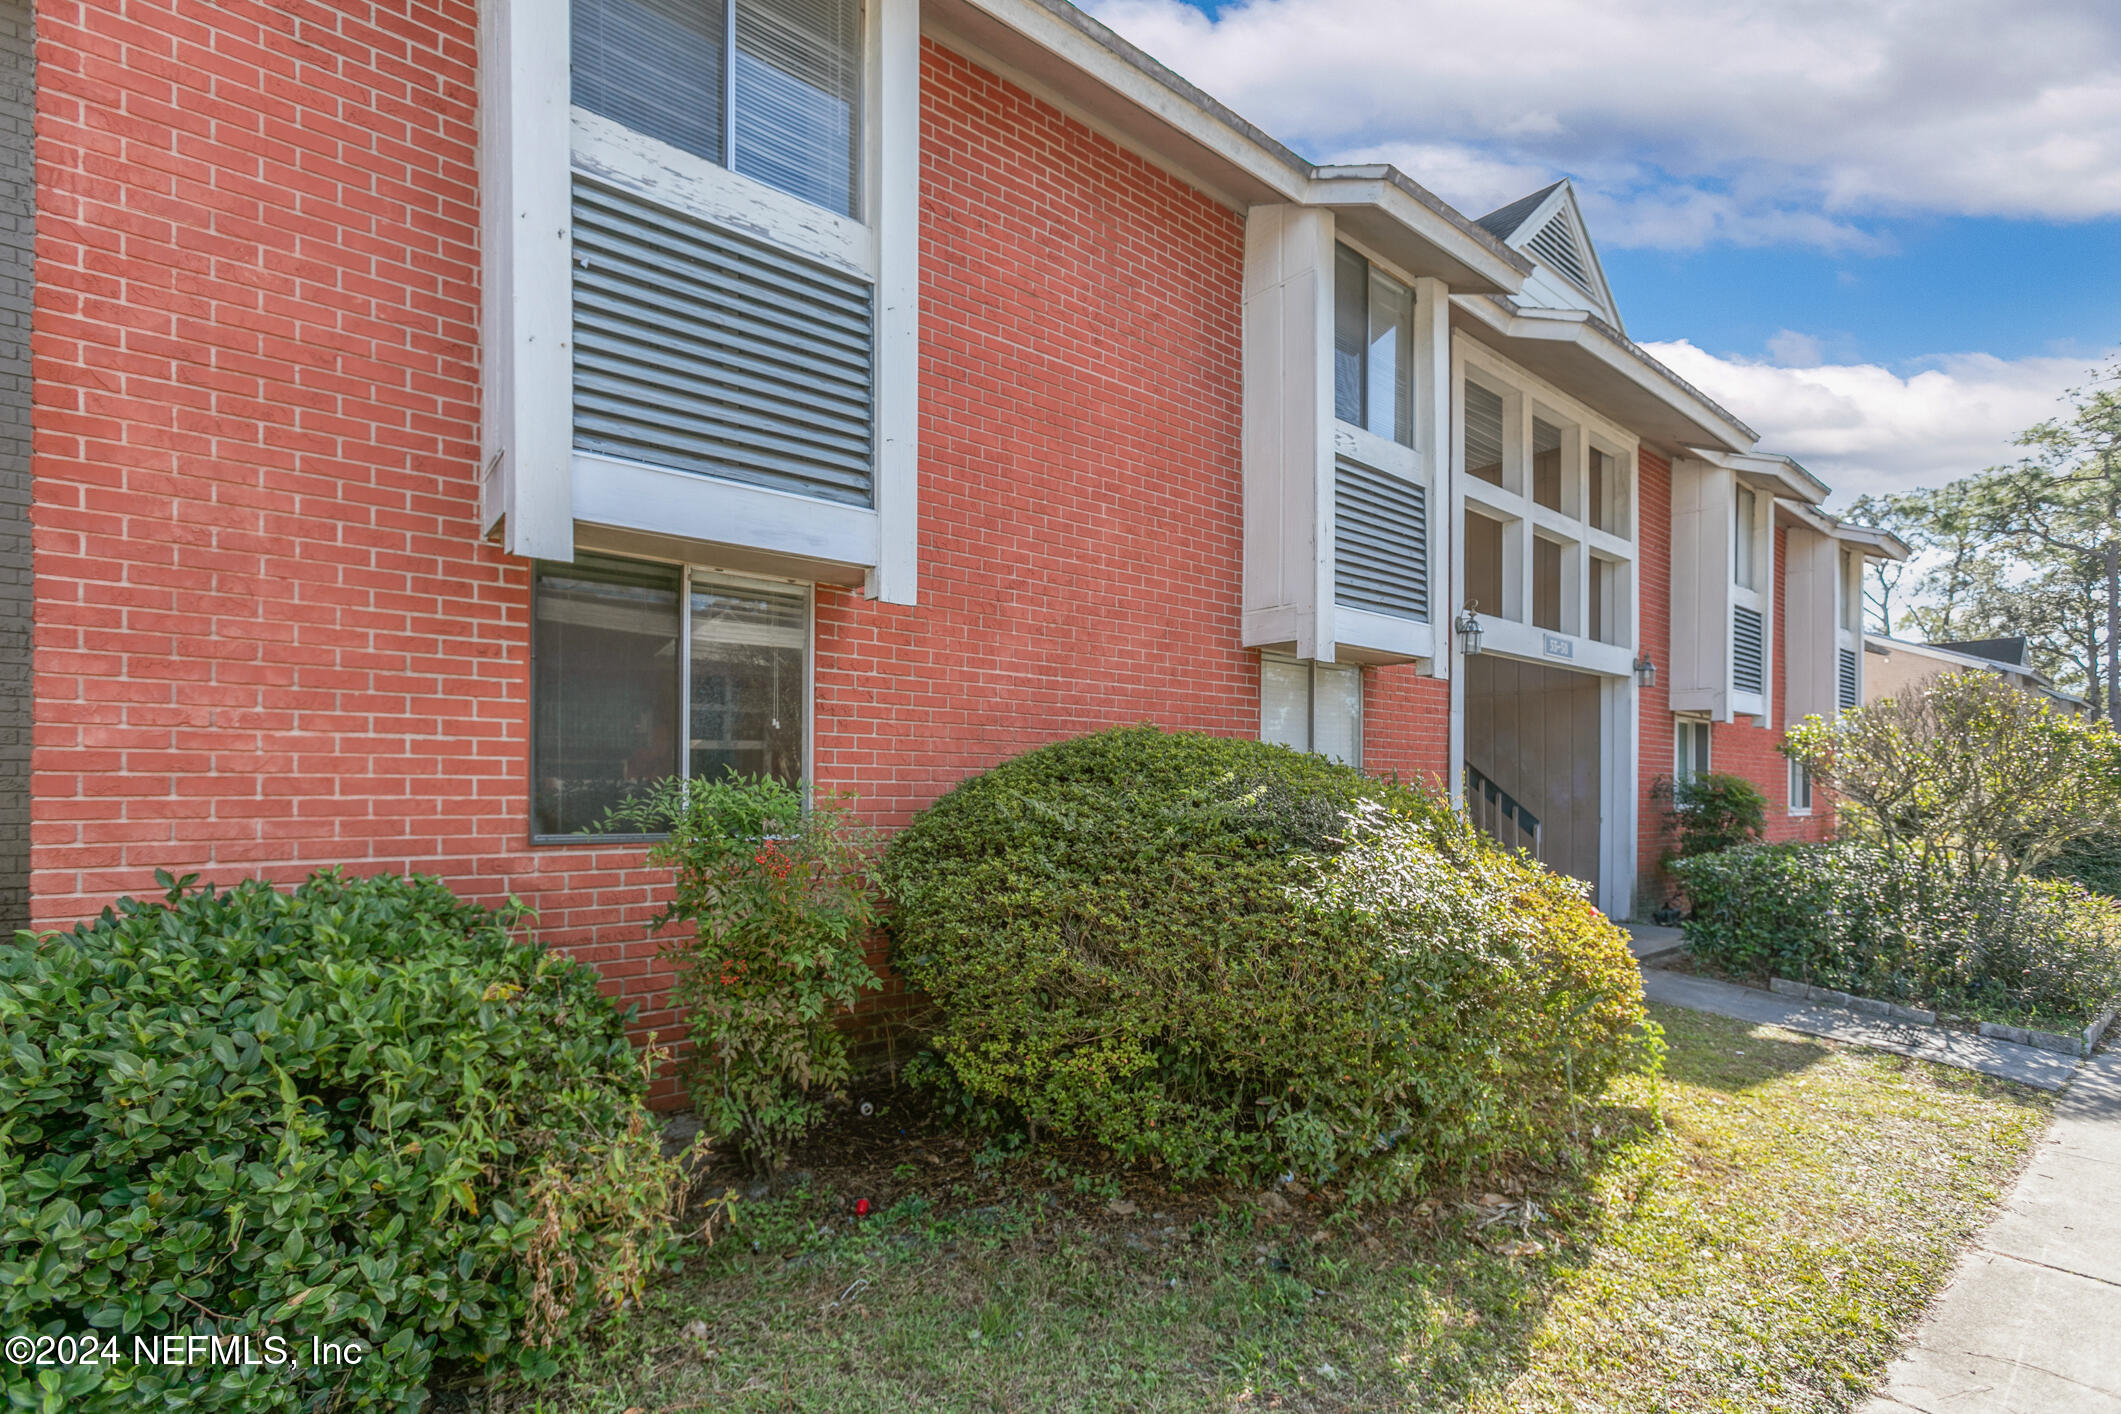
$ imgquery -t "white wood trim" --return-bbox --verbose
[1332,422,1422,484]
[1333,607,1436,665]
[569,107,878,279]
[1241,204,1337,660]
[865,0,921,604]
[1474,619,1634,678]
[479,0,576,560]
[572,449,882,571]
[1415,276,1453,698]
[1456,333,1641,463]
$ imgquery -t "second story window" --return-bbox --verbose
[573,0,863,217]
[1734,485,1758,589]
[1333,245,1413,447]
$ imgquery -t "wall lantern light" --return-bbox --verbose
[1633,653,1657,688]
[1454,604,1484,656]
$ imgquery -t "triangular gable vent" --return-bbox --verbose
[1524,210,1591,292]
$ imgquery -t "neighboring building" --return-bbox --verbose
[8,0,1905,1006]
[1864,634,2092,715]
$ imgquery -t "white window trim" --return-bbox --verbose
[1787,754,1813,816]
[1674,716,1711,786]
[1452,333,1640,672]
[480,0,920,604]
[1260,652,1365,766]
[530,551,818,846]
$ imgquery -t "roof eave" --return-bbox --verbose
[1454,295,1756,452]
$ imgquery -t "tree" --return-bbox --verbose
[1967,361,2121,726]
[1784,670,2121,883]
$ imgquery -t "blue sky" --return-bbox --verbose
[1603,215,2121,369]
[1086,0,2121,502]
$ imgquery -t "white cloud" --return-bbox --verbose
[1643,340,2114,500]
[1086,0,2121,247]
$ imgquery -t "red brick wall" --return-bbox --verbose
[810,42,1257,836]
[1634,448,1674,909]
[27,10,1311,1030]
[1364,665,1450,789]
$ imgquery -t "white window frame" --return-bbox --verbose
[1260,652,1365,766]
[1787,753,1812,816]
[530,551,817,844]
[1452,335,1640,679]
[480,0,920,603]
[1674,717,1711,787]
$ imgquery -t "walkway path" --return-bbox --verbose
[1862,1046,2121,1413]
[1639,969,2080,1091]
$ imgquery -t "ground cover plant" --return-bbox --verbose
[597,775,882,1172]
[503,1004,2051,1414]
[875,726,1646,1201]
[0,871,698,1413]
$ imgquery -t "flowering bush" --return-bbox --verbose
[600,777,880,1171]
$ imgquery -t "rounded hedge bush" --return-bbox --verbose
[0,870,692,1412]
[879,726,1647,1199]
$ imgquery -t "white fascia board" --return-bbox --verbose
[1305,168,1529,293]
[1454,295,1755,453]
[921,0,1527,295]
[1332,608,1435,666]
[1836,525,1913,562]
[1775,498,1840,537]
[1687,447,1830,505]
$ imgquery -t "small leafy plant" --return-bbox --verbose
[0,870,696,1413]
[601,776,882,1173]
[1657,770,1768,859]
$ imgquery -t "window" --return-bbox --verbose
[1734,485,1757,589]
[572,0,863,217]
[1332,245,1413,446]
[1788,755,1812,814]
[534,554,809,837]
[1261,654,1363,764]
[1674,718,1711,785]
[1840,548,1861,630]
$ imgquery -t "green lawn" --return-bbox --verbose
[495,1004,2051,1414]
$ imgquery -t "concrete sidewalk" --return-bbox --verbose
[1863,1047,2121,1413]
[1640,969,2081,1091]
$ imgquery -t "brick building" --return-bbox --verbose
[2,0,1903,1016]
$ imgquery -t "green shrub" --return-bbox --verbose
[1785,670,2121,882]
[1673,843,2121,1027]
[0,870,695,1412]
[1660,771,1768,859]
[877,726,1647,1200]
[598,776,881,1173]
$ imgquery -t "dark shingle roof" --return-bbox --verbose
[1475,182,1565,241]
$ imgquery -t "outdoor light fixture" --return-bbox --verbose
[1634,653,1657,687]
[1454,605,1484,656]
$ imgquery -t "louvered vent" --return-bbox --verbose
[1525,210,1591,291]
[571,176,876,507]
[1733,605,1764,694]
[1334,461,1428,621]
[1838,648,1859,710]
